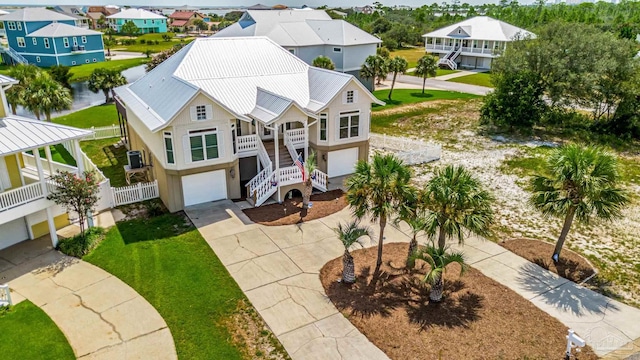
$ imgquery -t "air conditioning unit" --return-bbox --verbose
[127,150,142,169]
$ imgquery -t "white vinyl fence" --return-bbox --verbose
[83,125,121,141]
[111,180,160,206]
[369,133,442,165]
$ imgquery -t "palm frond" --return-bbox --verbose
[334,220,373,250]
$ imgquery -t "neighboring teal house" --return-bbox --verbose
[0,8,105,67]
[107,8,167,34]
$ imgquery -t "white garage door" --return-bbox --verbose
[327,148,359,177]
[0,218,29,250]
[182,170,227,207]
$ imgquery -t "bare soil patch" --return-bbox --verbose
[319,243,598,360]
[501,238,596,283]
[243,190,347,226]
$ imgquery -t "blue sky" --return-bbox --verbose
[8,0,510,8]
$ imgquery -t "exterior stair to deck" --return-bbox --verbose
[438,46,462,70]
[263,140,295,167]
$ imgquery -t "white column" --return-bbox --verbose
[74,139,85,174]
[274,125,280,203]
[15,153,25,186]
[46,207,58,247]
[33,147,47,196]
[304,119,309,160]
[44,145,54,175]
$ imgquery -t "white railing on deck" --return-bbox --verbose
[247,167,271,197]
[111,180,159,206]
[284,128,305,148]
[0,284,11,307]
[285,140,298,163]
[252,172,277,207]
[81,152,106,182]
[0,182,44,212]
[279,166,303,187]
[311,169,327,191]
[236,134,258,156]
[256,136,272,170]
[21,152,77,175]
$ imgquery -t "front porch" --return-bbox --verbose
[234,119,328,207]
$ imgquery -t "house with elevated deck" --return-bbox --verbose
[113,36,383,211]
[423,16,535,70]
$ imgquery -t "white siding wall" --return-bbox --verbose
[342,44,377,72]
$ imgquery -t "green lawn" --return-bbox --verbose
[0,301,75,360]
[80,138,128,187]
[84,213,286,359]
[372,89,480,111]
[70,58,148,82]
[447,72,493,87]
[390,48,427,69]
[35,144,77,167]
[53,104,118,128]
[112,33,195,53]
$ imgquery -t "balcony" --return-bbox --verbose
[426,43,494,56]
[72,45,86,53]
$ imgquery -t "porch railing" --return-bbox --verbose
[279,166,303,187]
[236,134,258,156]
[0,182,45,212]
[21,152,77,175]
[247,166,272,197]
[252,172,277,207]
[311,169,327,192]
[256,136,272,171]
[0,284,11,307]
[284,128,305,148]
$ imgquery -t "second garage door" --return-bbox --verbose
[181,170,227,207]
[327,148,359,177]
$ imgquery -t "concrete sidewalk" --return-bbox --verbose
[0,237,177,360]
[433,69,488,81]
[188,200,640,359]
[390,73,492,95]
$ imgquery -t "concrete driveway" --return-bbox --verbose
[0,236,177,360]
[186,200,640,360]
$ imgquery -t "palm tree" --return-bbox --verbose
[422,165,494,250]
[411,243,467,302]
[360,55,388,90]
[334,221,372,284]
[6,64,40,114]
[404,216,427,269]
[103,38,116,57]
[312,55,336,70]
[346,154,414,276]
[302,151,317,209]
[26,74,72,121]
[88,68,127,103]
[414,55,438,94]
[530,144,628,262]
[387,56,408,100]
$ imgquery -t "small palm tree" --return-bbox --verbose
[414,55,438,94]
[360,55,388,90]
[302,151,317,209]
[530,144,628,262]
[347,154,414,276]
[26,74,72,121]
[422,165,494,250]
[335,221,372,284]
[411,243,468,302]
[88,68,127,103]
[387,56,408,100]
[6,64,40,114]
[404,216,427,269]
[312,55,335,70]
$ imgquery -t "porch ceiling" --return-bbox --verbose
[0,116,92,157]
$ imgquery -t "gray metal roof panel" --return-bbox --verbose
[0,116,92,156]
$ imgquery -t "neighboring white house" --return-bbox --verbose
[113,37,383,211]
[423,16,535,70]
[213,9,381,90]
[0,75,108,250]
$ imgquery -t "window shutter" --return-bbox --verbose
[353,90,359,103]
[205,105,213,120]
[343,91,349,104]
[189,106,197,121]
[182,135,191,164]
[217,131,224,158]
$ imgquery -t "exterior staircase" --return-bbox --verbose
[0,46,28,65]
[438,46,462,70]
[263,141,294,167]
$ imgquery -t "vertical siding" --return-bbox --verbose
[342,44,377,72]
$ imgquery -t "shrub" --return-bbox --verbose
[144,199,167,217]
[139,39,146,44]
[154,40,160,45]
[57,227,105,258]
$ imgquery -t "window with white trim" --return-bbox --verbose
[93,58,97,62]
[164,132,175,164]
[63,37,69,47]
[32,37,37,45]
[72,61,76,65]
[333,47,342,53]
[82,36,87,43]
[189,128,219,162]
[44,38,50,48]
[346,90,354,103]
[85,59,90,63]
[73,37,78,46]
[196,105,207,120]
[338,111,359,139]
[36,56,41,63]
[16,37,25,47]
[16,22,21,31]
[288,48,295,54]
[7,22,16,30]
[190,104,212,121]
[319,113,328,141]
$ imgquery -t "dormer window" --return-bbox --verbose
[458,29,461,34]
[346,91,354,103]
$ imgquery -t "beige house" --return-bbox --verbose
[114,37,383,212]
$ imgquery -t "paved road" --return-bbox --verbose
[0,236,177,360]
[390,73,493,96]
[188,200,640,360]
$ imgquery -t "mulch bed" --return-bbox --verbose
[501,238,596,283]
[243,190,347,226]
[319,243,598,360]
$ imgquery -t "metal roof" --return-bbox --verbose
[119,37,381,132]
[28,23,102,38]
[423,16,535,42]
[0,116,92,156]
[0,7,77,22]
[107,8,166,20]
[214,9,380,46]
[0,75,18,86]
